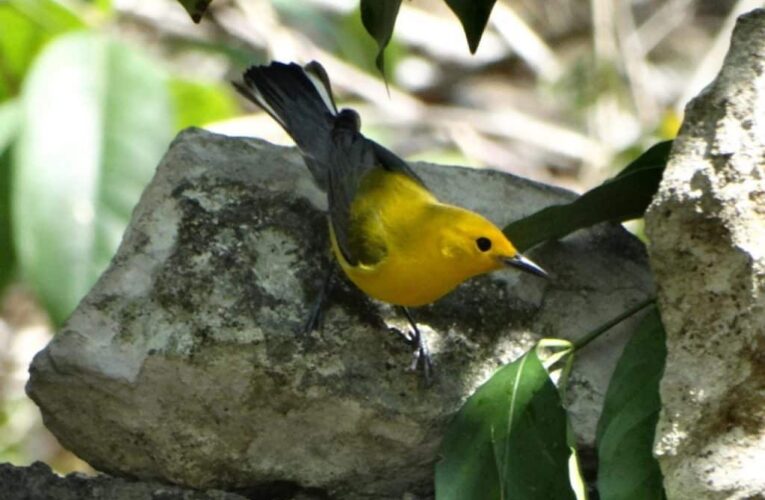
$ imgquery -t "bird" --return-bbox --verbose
[234,61,548,382]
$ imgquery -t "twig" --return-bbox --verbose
[573,297,655,352]
[627,0,694,56]
[616,2,659,125]
[677,0,764,110]
[491,1,563,81]
[429,106,609,166]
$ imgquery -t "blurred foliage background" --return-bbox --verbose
[0,0,758,475]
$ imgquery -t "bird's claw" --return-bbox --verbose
[300,264,335,335]
[409,338,434,386]
[391,325,433,385]
[301,298,325,335]
[300,306,324,336]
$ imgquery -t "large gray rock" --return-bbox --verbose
[645,9,765,500]
[27,128,652,499]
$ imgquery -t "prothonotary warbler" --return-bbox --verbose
[234,61,547,381]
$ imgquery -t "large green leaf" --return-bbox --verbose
[0,100,19,151]
[13,33,172,324]
[504,141,673,252]
[596,307,666,500]
[0,0,84,99]
[360,0,402,75]
[0,150,13,291]
[436,342,579,500]
[444,0,497,54]
[6,0,84,30]
[539,338,588,500]
[178,0,212,23]
[169,78,237,131]
[332,6,404,78]
[0,101,20,289]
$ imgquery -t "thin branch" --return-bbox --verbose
[573,298,656,352]
[627,0,694,56]
[491,1,563,81]
[678,0,764,110]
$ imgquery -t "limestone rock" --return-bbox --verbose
[27,128,653,499]
[645,9,765,500]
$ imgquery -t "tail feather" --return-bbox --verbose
[303,61,338,114]
[235,62,338,186]
[231,80,285,128]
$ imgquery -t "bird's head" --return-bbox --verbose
[438,207,548,280]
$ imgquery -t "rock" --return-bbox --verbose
[645,9,765,500]
[0,461,249,500]
[27,128,653,499]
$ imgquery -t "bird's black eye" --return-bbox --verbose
[476,237,492,252]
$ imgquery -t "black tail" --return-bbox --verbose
[234,61,339,187]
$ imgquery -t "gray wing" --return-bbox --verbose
[326,129,376,266]
[370,141,426,187]
[327,128,426,266]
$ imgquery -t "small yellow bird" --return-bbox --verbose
[235,61,547,379]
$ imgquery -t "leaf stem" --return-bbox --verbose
[572,297,656,352]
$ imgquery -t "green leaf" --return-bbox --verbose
[0,7,39,97]
[0,100,19,152]
[0,150,13,290]
[567,421,588,500]
[596,307,666,500]
[7,0,84,31]
[91,0,114,15]
[0,0,84,98]
[504,141,673,252]
[444,0,497,54]
[539,338,588,500]
[360,0,402,75]
[13,33,173,325]
[332,6,404,78]
[169,78,237,131]
[0,101,20,289]
[178,0,212,23]
[436,343,579,500]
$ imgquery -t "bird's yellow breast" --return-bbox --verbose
[329,169,507,307]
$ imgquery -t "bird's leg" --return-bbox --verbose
[301,263,335,335]
[398,306,433,384]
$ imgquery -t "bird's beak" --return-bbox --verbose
[503,253,549,279]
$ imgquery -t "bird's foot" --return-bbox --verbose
[300,264,335,335]
[301,295,325,335]
[407,328,434,386]
[391,326,434,386]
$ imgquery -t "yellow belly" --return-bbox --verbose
[329,223,462,306]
